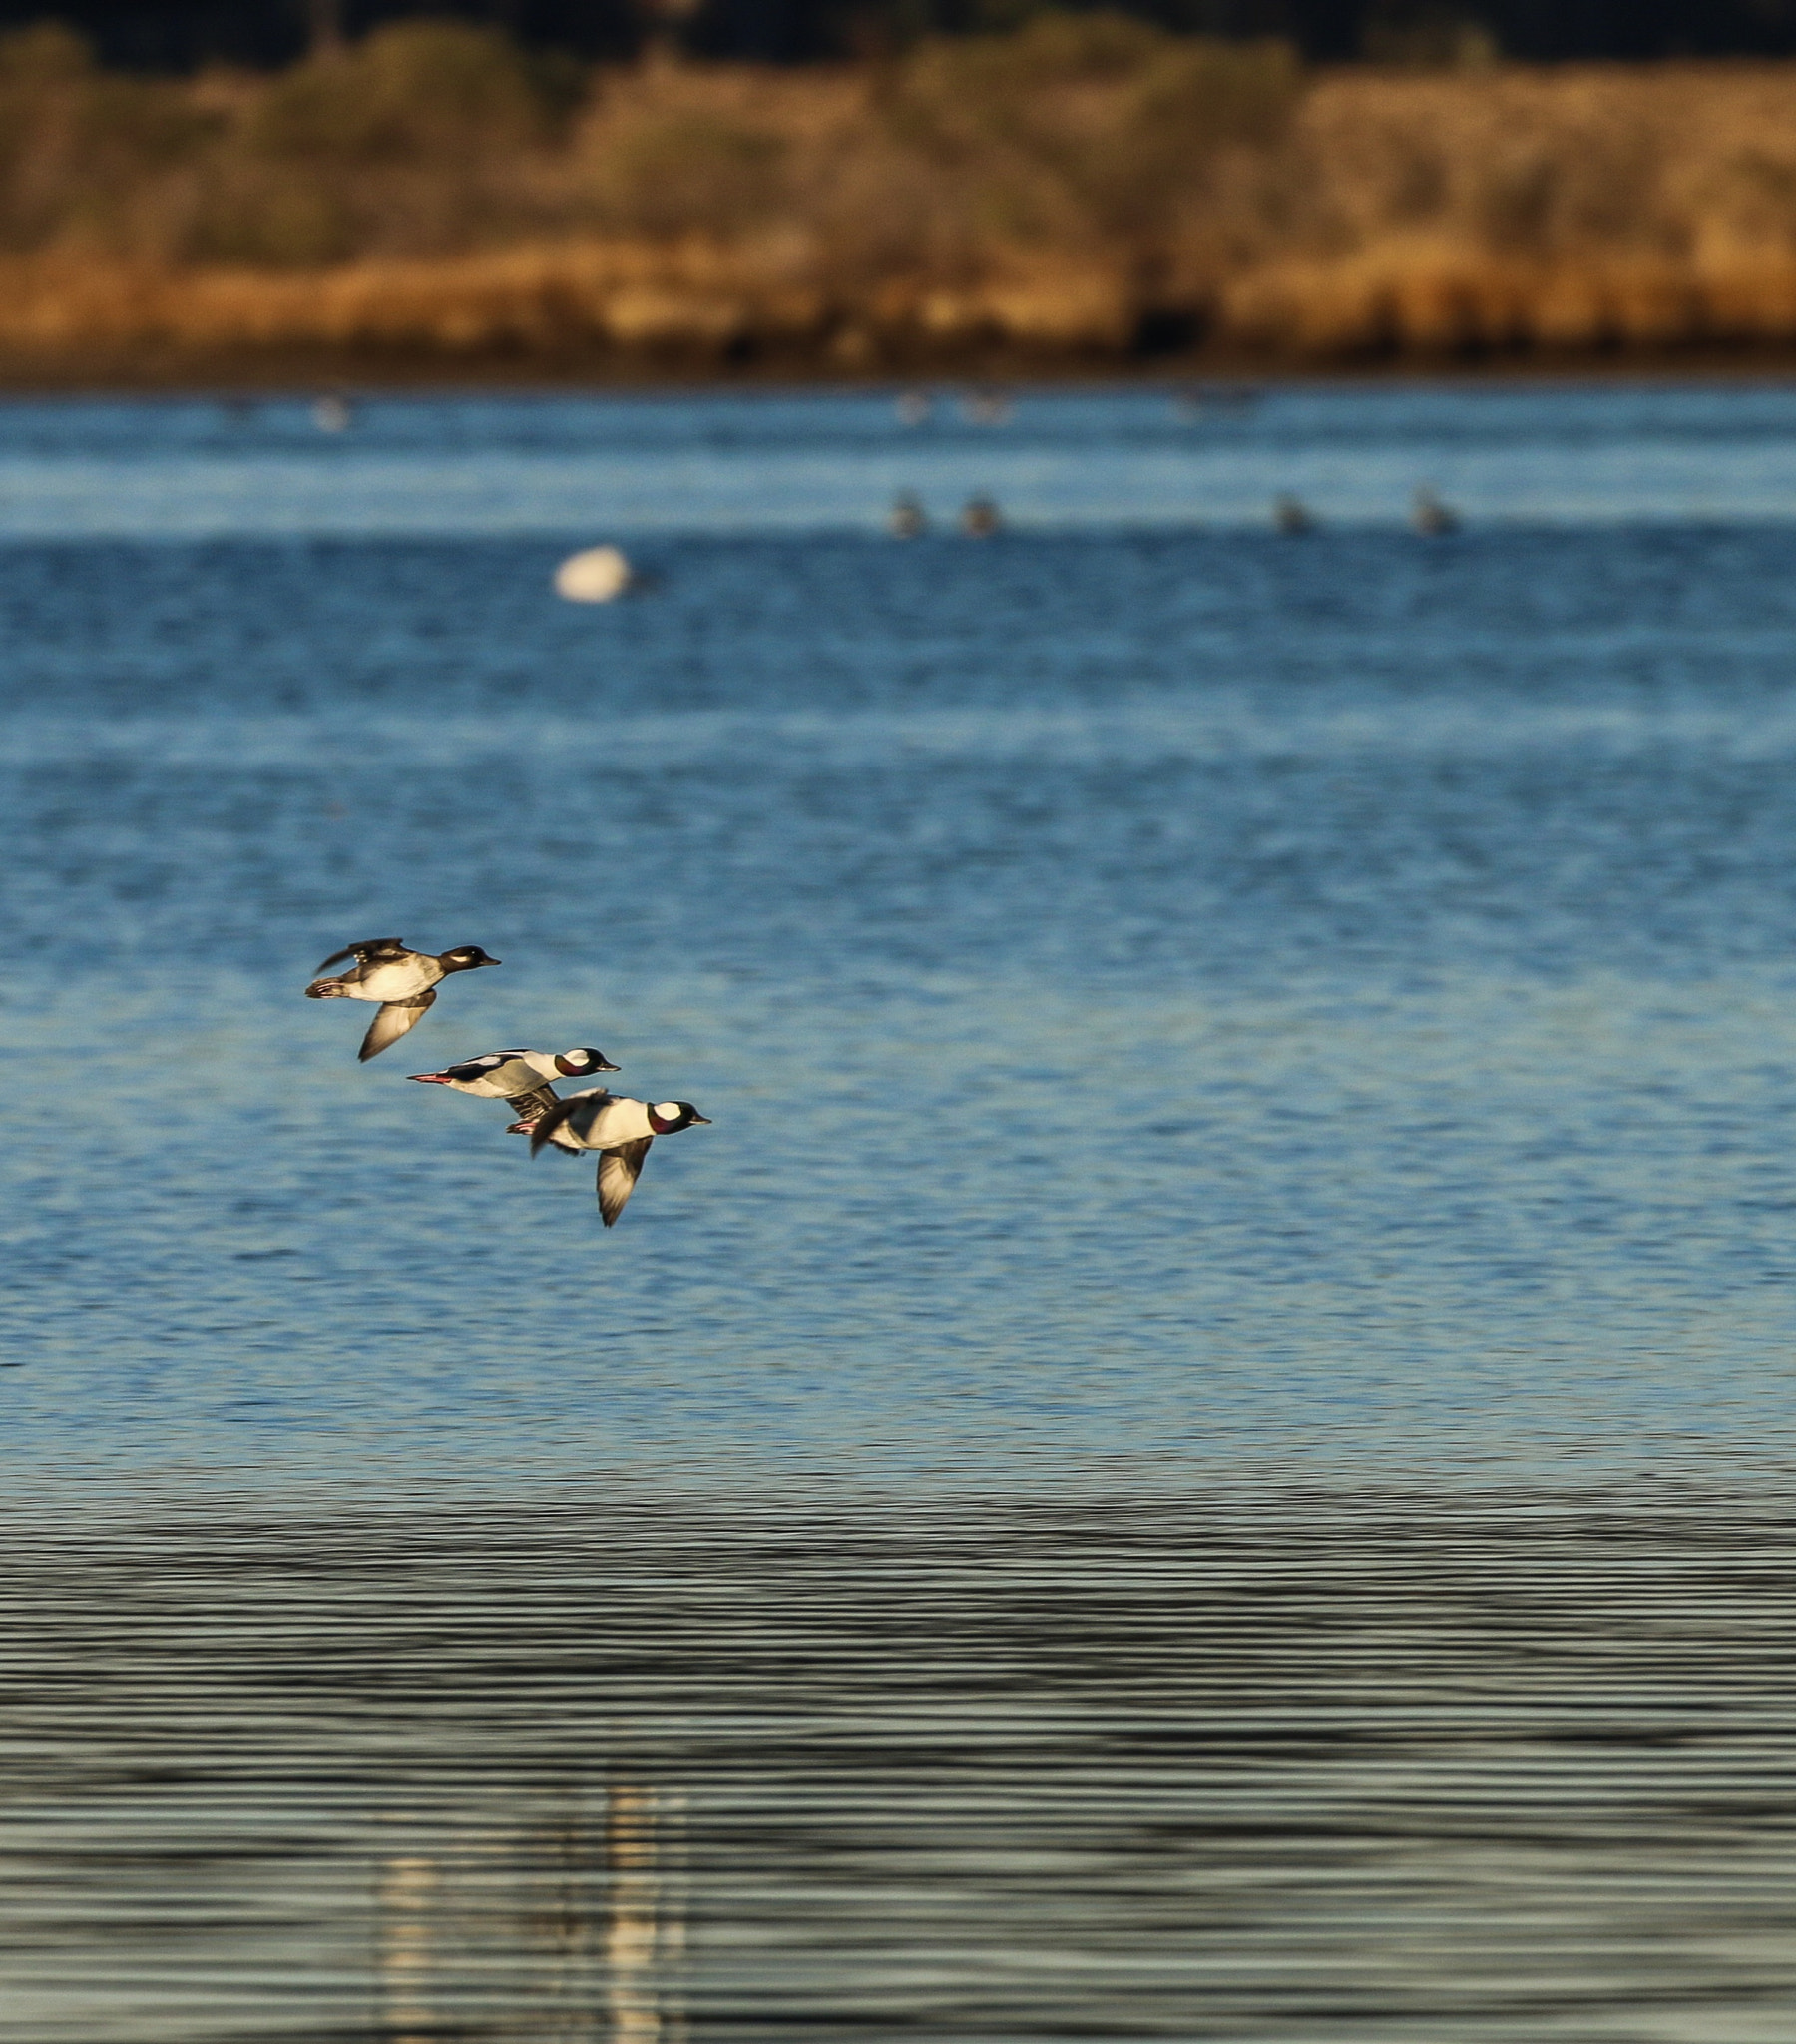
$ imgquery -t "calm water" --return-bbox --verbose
[7,382,1796,2038]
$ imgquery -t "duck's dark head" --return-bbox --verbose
[441,945,501,972]
[558,1048,620,1075]
[648,1101,711,1134]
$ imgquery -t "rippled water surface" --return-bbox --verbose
[6,382,1796,2039]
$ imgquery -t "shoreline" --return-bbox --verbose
[9,337,1796,395]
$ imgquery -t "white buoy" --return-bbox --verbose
[555,545,634,603]
[313,394,352,433]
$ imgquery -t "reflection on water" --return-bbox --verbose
[608,1788,685,2044]
[6,1493,1796,2041]
[376,1785,684,2044]
[378,1852,436,2042]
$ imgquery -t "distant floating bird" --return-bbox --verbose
[1412,489,1460,536]
[1273,493,1313,534]
[313,394,352,433]
[960,389,1013,426]
[555,545,636,603]
[960,495,1002,537]
[889,492,927,538]
[305,938,501,1061]
[1176,384,1261,420]
[531,1090,712,1226]
[409,1046,620,1130]
[895,389,932,426]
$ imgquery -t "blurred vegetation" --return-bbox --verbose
[0,13,1302,265]
[882,18,1296,246]
[5,16,1796,363]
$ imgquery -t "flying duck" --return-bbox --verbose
[529,1090,711,1226]
[408,1046,619,1128]
[305,938,500,1061]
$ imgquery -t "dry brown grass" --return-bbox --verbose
[9,21,1796,369]
[1222,65,1796,353]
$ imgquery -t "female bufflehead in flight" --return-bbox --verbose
[305,938,500,1060]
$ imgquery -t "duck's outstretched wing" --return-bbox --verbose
[316,936,405,974]
[597,1139,653,1227]
[359,990,435,1061]
[505,1084,560,1124]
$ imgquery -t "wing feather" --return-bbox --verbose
[597,1138,653,1227]
[437,1052,509,1083]
[358,990,434,1061]
[316,936,405,973]
[505,1084,560,1122]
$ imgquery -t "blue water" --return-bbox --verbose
[5,383,1796,1496]
[10,378,1796,532]
[10,383,1796,2043]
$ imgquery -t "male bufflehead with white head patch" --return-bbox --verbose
[305,938,500,1060]
[408,1047,619,1128]
[529,1090,710,1226]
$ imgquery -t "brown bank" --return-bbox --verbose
[7,18,1796,384]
